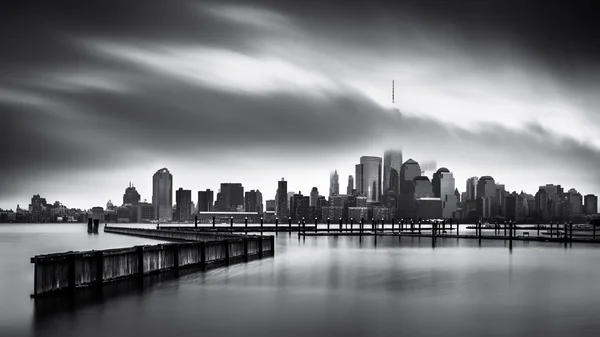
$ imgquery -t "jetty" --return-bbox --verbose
[30,226,274,297]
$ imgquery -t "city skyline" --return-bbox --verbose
[2,1,600,211]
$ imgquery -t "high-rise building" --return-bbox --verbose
[398,159,421,219]
[290,192,310,222]
[535,188,550,220]
[567,188,583,216]
[152,168,173,221]
[466,177,478,201]
[214,183,244,212]
[439,170,457,218]
[347,175,354,195]
[276,178,288,219]
[197,189,214,212]
[310,187,319,207]
[356,156,382,203]
[432,168,450,198]
[29,194,48,222]
[584,194,598,215]
[175,188,192,221]
[245,190,263,213]
[476,176,496,219]
[454,188,461,205]
[329,170,340,196]
[287,192,295,210]
[123,182,141,205]
[495,184,506,216]
[383,150,403,197]
[505,192,518,221]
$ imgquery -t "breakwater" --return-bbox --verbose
[30,227,274,297]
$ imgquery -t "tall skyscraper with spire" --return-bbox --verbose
[152,168,173,221]
[329,170,339,196]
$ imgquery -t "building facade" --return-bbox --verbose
[152,168,173,221]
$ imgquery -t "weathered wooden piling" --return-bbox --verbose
[87,218,93,233]
[339,218,342,232]
[550,222,553,238]
[93,219,99,234]
[245,217,248,228]
[195,215,198,228]
[594,224,596,239]
[314,218,318,233]
[569,222,573,241]
[288,217,292,228]
[31,228,275,297]
[327,218,330,232]
[212,217,215,228]
[509,221,513,250]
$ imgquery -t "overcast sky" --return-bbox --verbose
[1,0,599,210]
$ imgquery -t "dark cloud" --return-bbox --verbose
[1,0,599,207]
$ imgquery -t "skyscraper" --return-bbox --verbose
[432,168,450,198]
[476,176,496,219]
[152,168,173,221]
[310,187,319,207]
[197,189,214,212]
[123,182,141,205]
[398,159,421,219]
[214,183,244,212]
[383,150,403,197]
[465,177,478,201]
[245,190,263,213]
[329,170,339,196]
[356,156,382,203]
[175,188,192,221]
[276,178,288,219]
[584,194,598,215]
[439,170,457,218]
[347,175,354,195]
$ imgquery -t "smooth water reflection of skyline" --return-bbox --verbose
[2,223,600,337]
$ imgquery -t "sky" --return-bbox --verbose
[1,0,600,209]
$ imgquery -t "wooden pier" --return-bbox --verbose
[30,227,274,297]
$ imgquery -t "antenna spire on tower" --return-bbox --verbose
[392,80,395,104]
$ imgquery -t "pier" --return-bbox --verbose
[30,226,274,297]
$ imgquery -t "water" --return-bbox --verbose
[2,223,600,337]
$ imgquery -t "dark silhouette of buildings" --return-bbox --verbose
[152,168,173,221]
[197,189,214,212]
[290,192,310,222]
[214,183,244,212]
[347,175,354,195]
[276,178,288,219]
[585,194,598,215]
[175,188,192,221]
[122,182,141,205]
[245,189,263,213]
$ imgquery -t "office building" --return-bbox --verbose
[152,168,173,221]
[276,178,288,219]
[383,150,403,200]
[585,194,598,214]
[347,175,354,195]
[310,187,319,207]
[465,177,478,201]
[175,188,192,221]
[197,189,214,212]
[214,183,244,212]
[245,189,263,214]
[356,156,382,203]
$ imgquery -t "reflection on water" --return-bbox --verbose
[1,224,600,337]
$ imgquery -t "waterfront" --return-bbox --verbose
[2,223,600,337]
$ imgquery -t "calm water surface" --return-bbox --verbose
[2,223,600,337]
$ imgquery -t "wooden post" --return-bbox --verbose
[503,221,506,236]
[212,216,215,228]
[137,246,144,276]
[550,222,553,238]
[275,217,279,232]
[87,218,93,233]
[231,217,234,229]
[392,218,395,232]
[200,242,206,270]
[457,221,460,236]
[302,217,306,235]
[509,221,513,250]
[195,215,198,228]
[537,223,540,237]
[410,219,414,233]
[339,218,342,232]
[243,238,249,262]
[261,217,264,230]
[350,218,354,233]
[315,218,318,233]
[173,243,180,274]
[569,222,573,241]
[224,241,230,265]
[258,238,264,257]
[372,218,375,233]
[374,219,377,245]
[270,235,275,253]
[594,224,596,239]
[95,251,103,286]
[93,219,99,234]
[432,222,436,247]
[289,217,292,228]
[381,218,385,232]
[442,220,445,235]
[68,252,76,291]
[327,218,330,232]
[419,220,422,234]
[245,217,248,228]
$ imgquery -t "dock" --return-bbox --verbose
[30,226,274,297]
